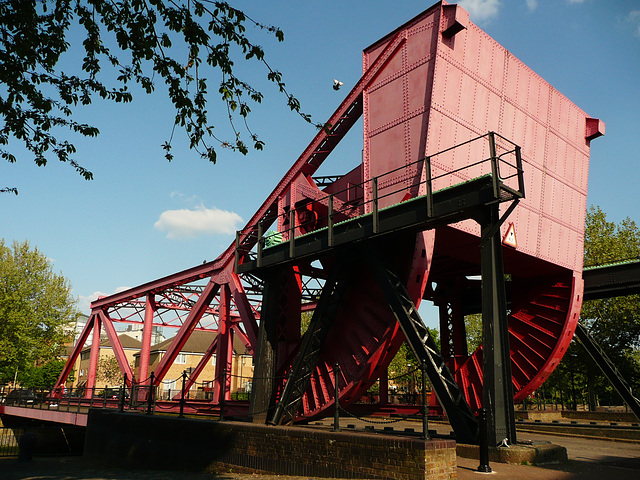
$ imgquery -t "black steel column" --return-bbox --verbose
[249,272,279,423]
[479,203,516,446]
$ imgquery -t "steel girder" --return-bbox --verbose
[368,252,479,444]
[138,295,156,384]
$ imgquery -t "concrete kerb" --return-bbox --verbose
[515,424,640,443]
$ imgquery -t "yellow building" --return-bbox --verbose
[133,330,253,400]
[75,334,141,391]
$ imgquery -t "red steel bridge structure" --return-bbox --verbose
[11,1,634,445]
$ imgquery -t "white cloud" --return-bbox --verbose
[77,286,131,313]
[169,191,198,202]
[526,0,538,11]
[154,204,243,239]
[567,0,586,4]
[458,0,501,23]
[629,10,640,37]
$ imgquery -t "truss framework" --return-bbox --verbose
[54,30,404,405]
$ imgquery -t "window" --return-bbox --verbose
[175,353,187,364]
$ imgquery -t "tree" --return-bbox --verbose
[464,313,482,352]
[579,206,640,409]
[0,239,79,385]
[96,355,126,385]
[0,1,318,187]
[388,328,440,398]
[18,359,67,390]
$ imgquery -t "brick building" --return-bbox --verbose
[133,330,253,400]
[74,334,142,391]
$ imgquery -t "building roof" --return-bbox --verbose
[145,330,250,356]
[81,333,142,353]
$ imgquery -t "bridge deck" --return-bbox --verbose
[583,260,640,300]
[237,175,513,273]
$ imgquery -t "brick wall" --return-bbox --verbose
[85,410,456,479]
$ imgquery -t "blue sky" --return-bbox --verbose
[2,0,639,317]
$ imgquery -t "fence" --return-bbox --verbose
[1,365,432,426]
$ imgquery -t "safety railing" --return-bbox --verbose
[234,132,523,270]
[0,369,253,419]
[1,386,122,413]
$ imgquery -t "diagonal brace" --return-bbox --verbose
[368,254,479,444]
[269,259,352,425]
[575,323,640,421]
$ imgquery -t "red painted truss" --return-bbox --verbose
[54,1,603,420]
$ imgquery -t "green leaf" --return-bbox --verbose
[0,0,315,185]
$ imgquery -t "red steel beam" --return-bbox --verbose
[85,314,102,397]
[153,280,221,383]
[99,310,136,385]
[90,263,227,310]
[229,272,258,350]
[53,313,97,395]
[138,295,156,383]
[214,285,233,403]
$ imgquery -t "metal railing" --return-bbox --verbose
[0,370,253,419]
[234,132,523,270]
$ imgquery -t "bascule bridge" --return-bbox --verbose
[43,1,615,448]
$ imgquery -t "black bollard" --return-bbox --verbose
[477,408,492,473]
[333,363,340,432]
[146,372,155,415]
[421,362,430,440]
[179,371,187,418]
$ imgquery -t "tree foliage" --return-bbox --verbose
[388,328,440,393]
[575,205,640,408]
[0,239,78,384]
[17,359,67,390]
[96,355,125,385]
[0,0,318,185]
[581,206,640,355]
[464,313,482,352]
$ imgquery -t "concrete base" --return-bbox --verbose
[456,441,567,465]
[0,414,85,456]
[85,410,457,480]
